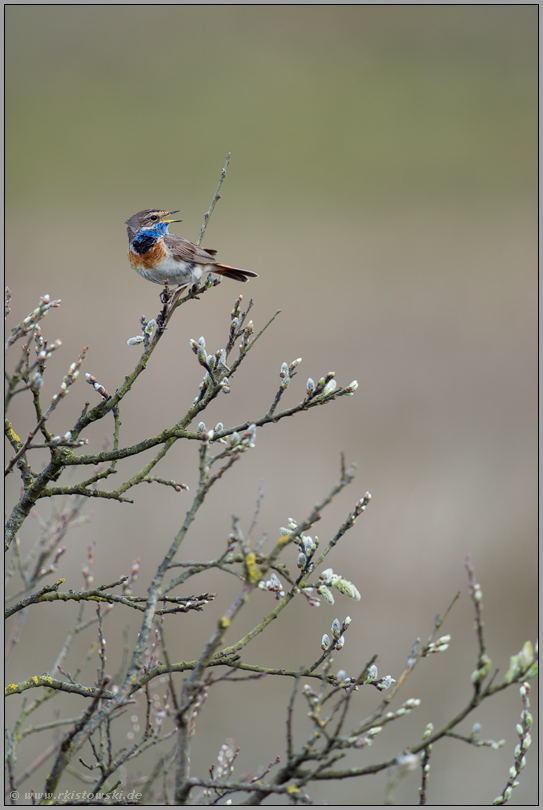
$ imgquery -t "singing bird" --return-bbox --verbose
[125,209,258,292]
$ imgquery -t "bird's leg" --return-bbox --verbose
[167,284,191,311]
[159,280,171,305]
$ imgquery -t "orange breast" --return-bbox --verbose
[128,240,168,270]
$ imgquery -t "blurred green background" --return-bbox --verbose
[6,6,537,805]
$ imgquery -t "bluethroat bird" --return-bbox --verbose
[125,209,258,294]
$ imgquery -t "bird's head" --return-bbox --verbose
[125,209,181,239]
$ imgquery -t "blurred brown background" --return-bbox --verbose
[5,6,537,805]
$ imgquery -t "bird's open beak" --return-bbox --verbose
[161,210,182,224]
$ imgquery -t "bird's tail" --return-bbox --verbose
[213,263,259,282]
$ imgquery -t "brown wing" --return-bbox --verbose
[163,233,258,281]
[163,233,218,265]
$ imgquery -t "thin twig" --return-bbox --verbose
[197,153,231,246]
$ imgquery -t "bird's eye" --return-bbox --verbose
[150,215,159,222]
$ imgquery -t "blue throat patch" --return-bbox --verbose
[131,222,169,255]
